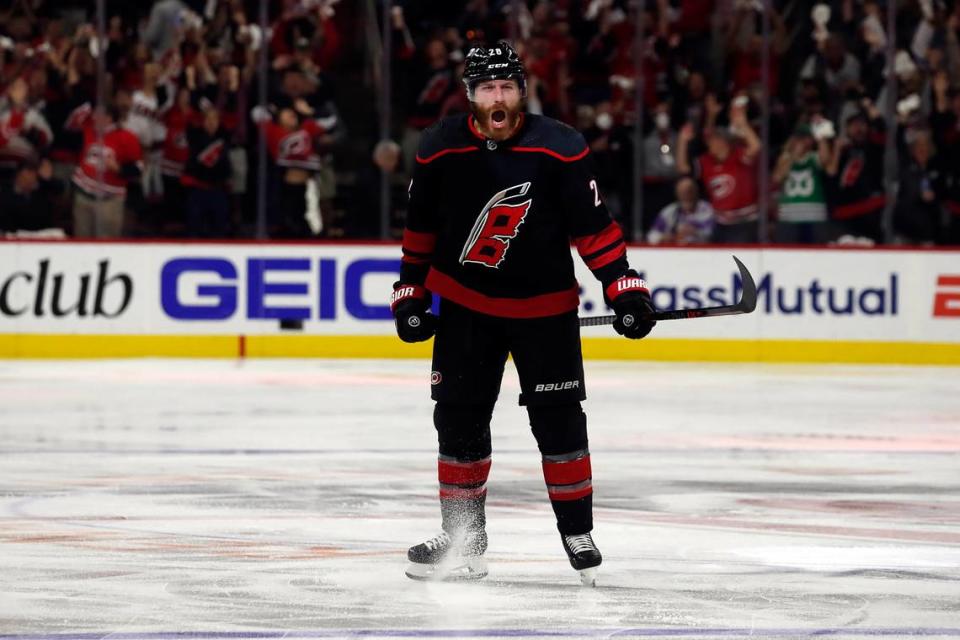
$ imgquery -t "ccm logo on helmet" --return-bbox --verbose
[535,380,580,392]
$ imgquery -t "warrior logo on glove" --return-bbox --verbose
[604,271,656,340]
[390,283,437,343]
[459,182,532,268]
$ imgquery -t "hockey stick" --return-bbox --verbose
[579,256,758,327]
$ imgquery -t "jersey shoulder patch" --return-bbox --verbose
[514,115,588,161]
[416,115,476,164]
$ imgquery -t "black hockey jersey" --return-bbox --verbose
[400,113,630,319]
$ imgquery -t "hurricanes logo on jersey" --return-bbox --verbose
[83,143,117,173]
[841,156,864,188]
[197,140,225,167]
[279,130,310,159]
[459,182,532,268]
[65,103,93,131]
[708,174,735,200]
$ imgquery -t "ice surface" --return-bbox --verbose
[1,359,959,639]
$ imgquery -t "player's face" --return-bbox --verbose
[471,79,523,140]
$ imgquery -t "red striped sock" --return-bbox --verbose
[542,449,592,501]
[438,454,491,500]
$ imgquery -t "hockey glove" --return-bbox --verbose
[605,270,656,340]
[390,282,437,343]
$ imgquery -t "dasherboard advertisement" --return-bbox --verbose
[0,242,957,344]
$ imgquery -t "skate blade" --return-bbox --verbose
[405,556,488,582]
[578,567,598,587]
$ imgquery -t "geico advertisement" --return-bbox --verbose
[0,243,957,341]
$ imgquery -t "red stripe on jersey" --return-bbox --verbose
[180,174,215,190]
[416,146,479,164]
[403,229,437,254]
[574,222,622,257]
[425,268,579,319]
[401,255,431,265]
[575,222,626,269]
[438,457,492,486]
[585,244,627,271]
[546,483,592,501]
[510,146,589,163]
[542,455,591,486]
[833,195,887,220]
[439,486,488,500]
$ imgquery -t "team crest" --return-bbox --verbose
[709,174,735,200]
[279,130,310,157]
[459,182,532,268]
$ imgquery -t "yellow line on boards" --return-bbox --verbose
[579,338,960,365]
[0,334,957,365]
[0,334,240,358]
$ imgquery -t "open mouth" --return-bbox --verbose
[491,110,507,124]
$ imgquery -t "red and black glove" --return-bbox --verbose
[390,282,437,343]
[604,270,656,339]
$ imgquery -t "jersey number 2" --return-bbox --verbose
[589,179,601,207]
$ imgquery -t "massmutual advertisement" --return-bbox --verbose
[0,241,957,363]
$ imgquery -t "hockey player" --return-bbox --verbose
[390,41,656,585]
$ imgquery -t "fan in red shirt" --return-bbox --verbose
[677,95,761,243]
[252,102,327,238]
[66,101,143,238]
[158,86,194,232]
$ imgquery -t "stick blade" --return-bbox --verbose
[732,255,757,313]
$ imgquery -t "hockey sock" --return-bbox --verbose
[529,403,593,534]
[438,454,491,533]
[434,402,494,533]
[541,448,593,534]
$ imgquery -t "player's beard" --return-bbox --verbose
[473,101,523,141]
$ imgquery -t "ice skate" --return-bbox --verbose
[561,532,601,586]
[405,529,488,581]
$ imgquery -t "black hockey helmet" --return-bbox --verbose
[462,40,527,100]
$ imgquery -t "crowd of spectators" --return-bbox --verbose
[1,0,960,246]
[0,0,347,239]
[383,0,960,246]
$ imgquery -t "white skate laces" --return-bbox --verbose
[564,533,596,555]
[423,531,450,552]
[561,532,602,587]
[405,529,489,582]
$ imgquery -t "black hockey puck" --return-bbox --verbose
[279,318,304,331]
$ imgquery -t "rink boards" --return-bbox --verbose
[0,240,958,364]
